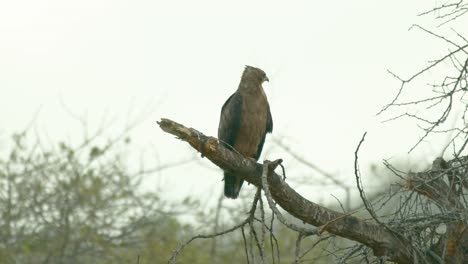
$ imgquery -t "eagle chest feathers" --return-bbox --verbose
[235,90,269,158]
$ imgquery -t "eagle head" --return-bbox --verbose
[243,65,269,84]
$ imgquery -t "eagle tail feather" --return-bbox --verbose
[224,173,243,199]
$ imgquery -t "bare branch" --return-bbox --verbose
[158,118,414,263]
[168,188,263,263]
[261,159,317,235]
[293,233,304,264]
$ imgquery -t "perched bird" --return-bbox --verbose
[218,66,273,199]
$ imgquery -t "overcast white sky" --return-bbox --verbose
[1,0,465,207]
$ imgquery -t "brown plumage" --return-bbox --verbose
[218,66,273,199]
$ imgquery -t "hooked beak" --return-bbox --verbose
[263,76,269,82]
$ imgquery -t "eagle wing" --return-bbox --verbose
[218,92,244,199]
[267,105,273,133]
[218,92,243,150]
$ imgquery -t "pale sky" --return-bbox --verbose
[1,0,465,207]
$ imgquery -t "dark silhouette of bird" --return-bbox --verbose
[218,66,273,199]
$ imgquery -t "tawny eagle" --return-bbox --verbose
[218,66,273,199]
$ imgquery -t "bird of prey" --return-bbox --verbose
[218,66,273,199]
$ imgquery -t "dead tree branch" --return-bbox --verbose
[273,138,352,211]
[158,118,414,263]
[261,159,317,235]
